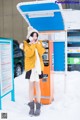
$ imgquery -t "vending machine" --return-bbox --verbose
[40,40,54,104]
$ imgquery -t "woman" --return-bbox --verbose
[23,26,45,116]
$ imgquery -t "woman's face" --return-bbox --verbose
[32,33,38,42]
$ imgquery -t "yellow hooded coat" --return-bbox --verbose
[23,40,45,71]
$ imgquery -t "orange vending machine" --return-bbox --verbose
[40,40,54,104]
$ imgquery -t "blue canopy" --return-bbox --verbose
[17,1,65,31]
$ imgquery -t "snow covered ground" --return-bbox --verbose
[0,71,80,120]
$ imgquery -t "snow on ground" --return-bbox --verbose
[0,71,80,120]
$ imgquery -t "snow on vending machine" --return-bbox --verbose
[17,0,66,104]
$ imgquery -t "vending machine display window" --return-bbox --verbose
[42,41,49,49]
[42,41,49,66]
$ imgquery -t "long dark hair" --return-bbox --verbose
[26,39,30,43]
[30,32,38,38]
[26,32,38,43]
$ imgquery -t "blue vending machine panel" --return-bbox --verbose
[54,42,65,71]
